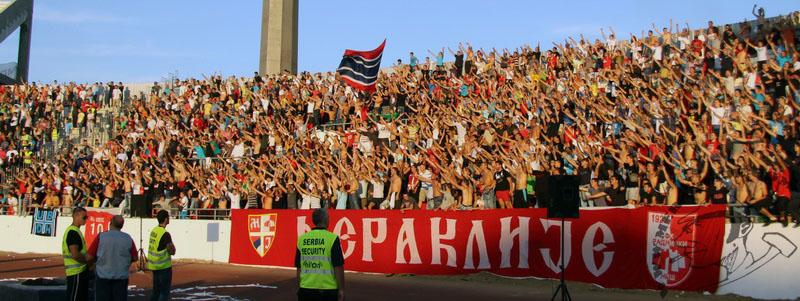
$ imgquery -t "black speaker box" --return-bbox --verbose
[537,175,580,218]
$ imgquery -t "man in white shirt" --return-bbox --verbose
[227,187,241,210]
[230,139,246,159]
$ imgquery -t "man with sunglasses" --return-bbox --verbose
[62,207,89,301]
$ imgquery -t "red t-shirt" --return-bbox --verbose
[770,168,791,198]
[519,128,530,139]
[637,146,649,163]
[691,39,704,54]
[344,132,356,147]
[704,139,721,155]
[562,127,575,144]
[17,180,27,194]
[648,144,662,161]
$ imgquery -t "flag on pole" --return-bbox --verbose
[337,39,386,92]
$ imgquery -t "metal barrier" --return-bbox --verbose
[0,203,15,216]
[152,207,231,220]
[2,199,788,225]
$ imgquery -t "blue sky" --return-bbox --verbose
[0,0,796,83]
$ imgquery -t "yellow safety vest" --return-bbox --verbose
[297,229,338,290]
[62,225,87,276]
[147,226,172,270]
[23,150,32,164]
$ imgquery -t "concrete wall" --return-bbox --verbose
[0,216,231,263]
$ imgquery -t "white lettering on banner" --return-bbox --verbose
[395,218,422,264]
[333,218,356,259]
[464,220,490,269]
[297,217,311,235]
[540,219,572,273]
[500,217,530,268]
[362,218,387,262]
[430,218,457,267]
[581,222,614,277]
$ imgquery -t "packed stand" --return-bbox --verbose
[0,82,132,214]
[4,12,800,226]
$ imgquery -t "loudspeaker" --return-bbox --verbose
[538,175,580,219]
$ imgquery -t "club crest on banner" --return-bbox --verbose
[647,212,697,287]
[248,214,278,257]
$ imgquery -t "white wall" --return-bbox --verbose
[4,215,800,300]
[716,223,800,300]
[0,216,231,263]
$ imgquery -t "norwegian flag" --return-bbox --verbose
[337,39,386,92]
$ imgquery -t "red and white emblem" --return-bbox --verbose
[248,214,278,257]
[646,212,696,287]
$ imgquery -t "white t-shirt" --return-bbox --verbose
[651,45,663,61]
[377,123,390,139]
[745,72,757,90]
[737,104,753,115]
[710,106,727,126]
[722,77,735,95]
[606,38,617,50]
[371,180,385,198]
[678,36,691,50]
[116,152,129,162]
[755,46,768,62]
[455,122,466,146]
[231,143,245,158]
[358,135,373,154]
[358,181,368,198]
[227,192,241,209]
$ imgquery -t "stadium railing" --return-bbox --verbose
[3,200,774,225]
[151,207,232,220]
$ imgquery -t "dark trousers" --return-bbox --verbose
[95,277,128,301]
[150,268,172,301]
[297,288,338,301]
[790,191,800,222]
[66,270,90,301]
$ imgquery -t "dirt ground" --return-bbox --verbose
[0,252,760,301]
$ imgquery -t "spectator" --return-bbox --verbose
[0,12,797,229]
[86,215,138,301]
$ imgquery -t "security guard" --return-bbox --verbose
[63,207,89,301]
[296,209,345,301]
[147,210,176,301]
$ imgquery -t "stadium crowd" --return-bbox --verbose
[2,13,800,226]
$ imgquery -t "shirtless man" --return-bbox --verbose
[679,170,708,205]
[746,172,778,224]
[730,173,751,222]
[479,162,497,209]
[387,167,403,209]
[659,163,679,205]
[494,160,514,209]
[427,174,444,210]
[443,169,475,210]
[510,161,529,208]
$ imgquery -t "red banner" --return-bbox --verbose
[230,206,726,292]
[85,210,114,246]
